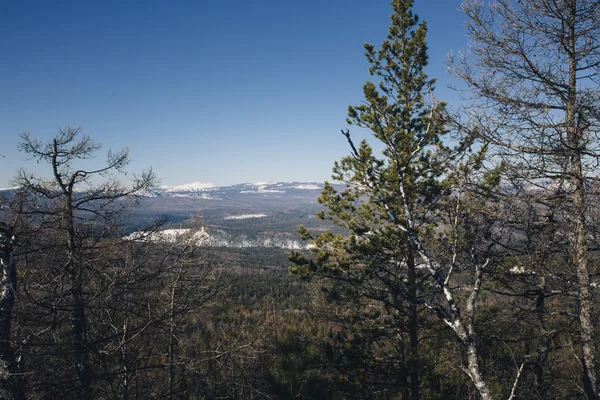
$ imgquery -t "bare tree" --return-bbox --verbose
[452,1,600,397]
[95,224,221,399]
[13,126,156,398]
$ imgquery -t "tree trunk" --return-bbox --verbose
[464,333,493,400]
[407,251,420,400]
[64,197,90,399]
[168,290,176,400]
[573,166,597,399]
[566,4,598,396]
[71,285,90,399]
[534,276,549,398]
[397,338,410,400]
[0,224,26,400]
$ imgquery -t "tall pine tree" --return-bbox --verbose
[292,1,449,398]
[291,1,524,399]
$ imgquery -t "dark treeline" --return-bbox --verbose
[2,0,600,399]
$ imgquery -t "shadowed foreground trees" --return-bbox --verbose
[3,1,600,399]
[4,128,222,399]
[12,127,156,398]
[0,222,25,400]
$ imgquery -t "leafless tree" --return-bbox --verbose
[451,1,600,397]
[13,126,156,398]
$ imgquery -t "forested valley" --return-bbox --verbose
[2,0,600,399]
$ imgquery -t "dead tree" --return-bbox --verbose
[452,1,600,397]
[13,126,156,398]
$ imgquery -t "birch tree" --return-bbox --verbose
[452,1,600,397]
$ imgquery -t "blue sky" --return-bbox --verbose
[0,0,467,188]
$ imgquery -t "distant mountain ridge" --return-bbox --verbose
[0,181,337,250]
[0,181,327,197]
[145,181,325,199]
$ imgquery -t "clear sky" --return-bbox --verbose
[0,0,467,188]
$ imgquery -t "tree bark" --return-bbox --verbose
[407,250,420,400]
[566,4,598,396]
[0,224,26,400]
[71,285,90,399]
[55,141,90,399]
[571,138,597,399]
[534,276,549,398]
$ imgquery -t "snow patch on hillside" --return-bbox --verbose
[224,214,268,220]
[250,181,275,186]
[293,184,321,190]
[125,228,212,246]
[125,227,309,250]
[162,182,217,191]
[240,185,285,194]
[199,193,222,200]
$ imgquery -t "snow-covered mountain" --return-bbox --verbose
[160,182,218,191]
[0,181,336,251]
[125,227,309,250]
[0,181,328,199]
[145,181,325,199]
[129,181,335,250]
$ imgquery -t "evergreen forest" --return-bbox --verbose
[2,1,600,399]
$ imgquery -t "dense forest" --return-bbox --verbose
[2,0,600,398]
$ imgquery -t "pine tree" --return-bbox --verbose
[292,1,460,398]
[290,1,539,398]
